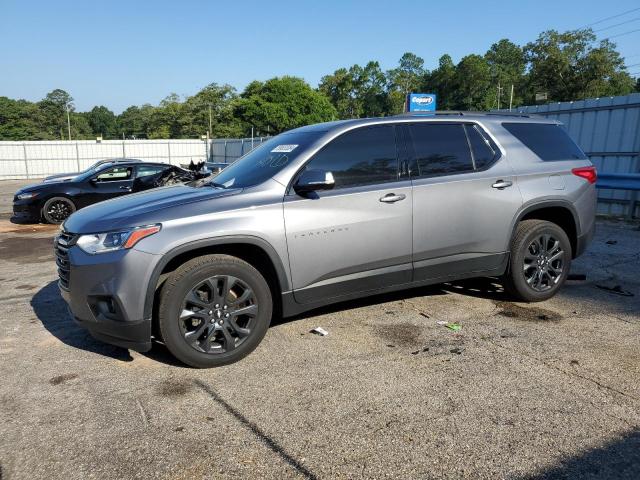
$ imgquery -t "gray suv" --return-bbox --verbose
[55,113,596,367]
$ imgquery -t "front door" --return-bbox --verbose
[405,122,523,281]
[283,125,413,304]
[85,165,135,206]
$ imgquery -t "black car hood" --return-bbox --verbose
[63,185,242,233]
[17,182,61,194]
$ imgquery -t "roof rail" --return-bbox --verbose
[395,110,531,118]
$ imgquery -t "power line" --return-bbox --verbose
[606,27,640,39]
[625,62,640,68]
[594,16,640,32]
[582,7,640,28]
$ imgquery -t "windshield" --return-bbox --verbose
[207,131,321,189]
[74,163,115,182]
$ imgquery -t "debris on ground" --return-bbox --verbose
[595,284,634,297]
[568,273,587,281]
[310,327,329,336]
[449,347,464,355]
[419,312,430,318]
[605,239,618,245]
[435,320,462,332]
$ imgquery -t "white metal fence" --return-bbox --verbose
[0,137,268,180]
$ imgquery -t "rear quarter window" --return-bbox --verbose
[502,123,587,161]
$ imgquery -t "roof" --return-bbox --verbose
[288,111,558,135]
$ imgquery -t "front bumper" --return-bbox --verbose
[56,238,161,352]
[12,200,41,221]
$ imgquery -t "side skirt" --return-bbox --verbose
[281,253,509,318]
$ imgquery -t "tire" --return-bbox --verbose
[42,196,76,224]
[158,254,273,368]
[502,219,572,302]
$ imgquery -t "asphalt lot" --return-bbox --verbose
[0,179,638,480]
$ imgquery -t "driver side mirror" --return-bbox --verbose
[293,169,335,195]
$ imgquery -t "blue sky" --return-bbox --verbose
[2,0,639,113]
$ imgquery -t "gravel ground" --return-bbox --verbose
[0,179,638,479]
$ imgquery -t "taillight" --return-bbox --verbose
[572,166,597,184]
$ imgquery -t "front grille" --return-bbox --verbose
[54,230,77,290]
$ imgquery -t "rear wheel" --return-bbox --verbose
[158,254,272,368]
[42,197,76,224]
[503,219,571,302]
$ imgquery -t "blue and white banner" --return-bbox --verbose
[407,93,437,112]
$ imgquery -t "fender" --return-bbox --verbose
[142,235,291,320]
[508,199,580,250]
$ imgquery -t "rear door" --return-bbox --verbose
[283,124,413,304]
[406,122,522,281]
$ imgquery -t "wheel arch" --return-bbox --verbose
[511,201,579,258]
[143,236,290,323]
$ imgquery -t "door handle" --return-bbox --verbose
[379,193,406,203]
[119,186,132,191]
[492,180,513,189]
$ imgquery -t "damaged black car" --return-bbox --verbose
[13,160,211,224]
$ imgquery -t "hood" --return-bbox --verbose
[43,173,77,183]
[16,182,58,194]
[63,184,242,233]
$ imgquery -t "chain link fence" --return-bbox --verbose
[0,137,269,180]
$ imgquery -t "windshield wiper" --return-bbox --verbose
[208,182,227,189]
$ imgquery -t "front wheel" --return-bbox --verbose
[42,196,76,224]
[502,219,572,302]
[158,254,273,368]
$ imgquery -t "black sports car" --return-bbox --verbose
[42,158,142,183]
[13,161,211,224]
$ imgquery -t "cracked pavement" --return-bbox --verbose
[0,179,638,479]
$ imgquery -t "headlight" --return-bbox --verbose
[17,192,38,200]
[76,224,161,254]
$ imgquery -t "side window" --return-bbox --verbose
[502,123,587,161]
[408,123,473,177]
[304,125,398,189]
[95,166,133,182]
[465,125,498,170]
[136,165,168,178]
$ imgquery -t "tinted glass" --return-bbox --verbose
[304,125,398,189]
[96,166,133,182]
[465,125,497,169]
[210,131,321,189]
[408,124,473,177]
[137,165,168,178]
[502,123,587,161]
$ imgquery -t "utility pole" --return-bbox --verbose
[66,103,72,140]
[509,84,514,111]
[208,104,212,138]
[497,81,502,110]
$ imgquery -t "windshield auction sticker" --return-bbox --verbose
[271,144,298,153]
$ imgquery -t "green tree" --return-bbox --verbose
[38,89,74,139]
[180,83,243,138]
[485,39,526,108]
[85,106,117,138]
[423,54,457,110]
[0,97,48,140]
[117,105,154,138]
[148,93,183,139]
[235,76,336,134]
[319,67,360,118]
[387,52,426,113]
[319,61,388,118]
[454,54,492,110]
[524,29,634,103]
